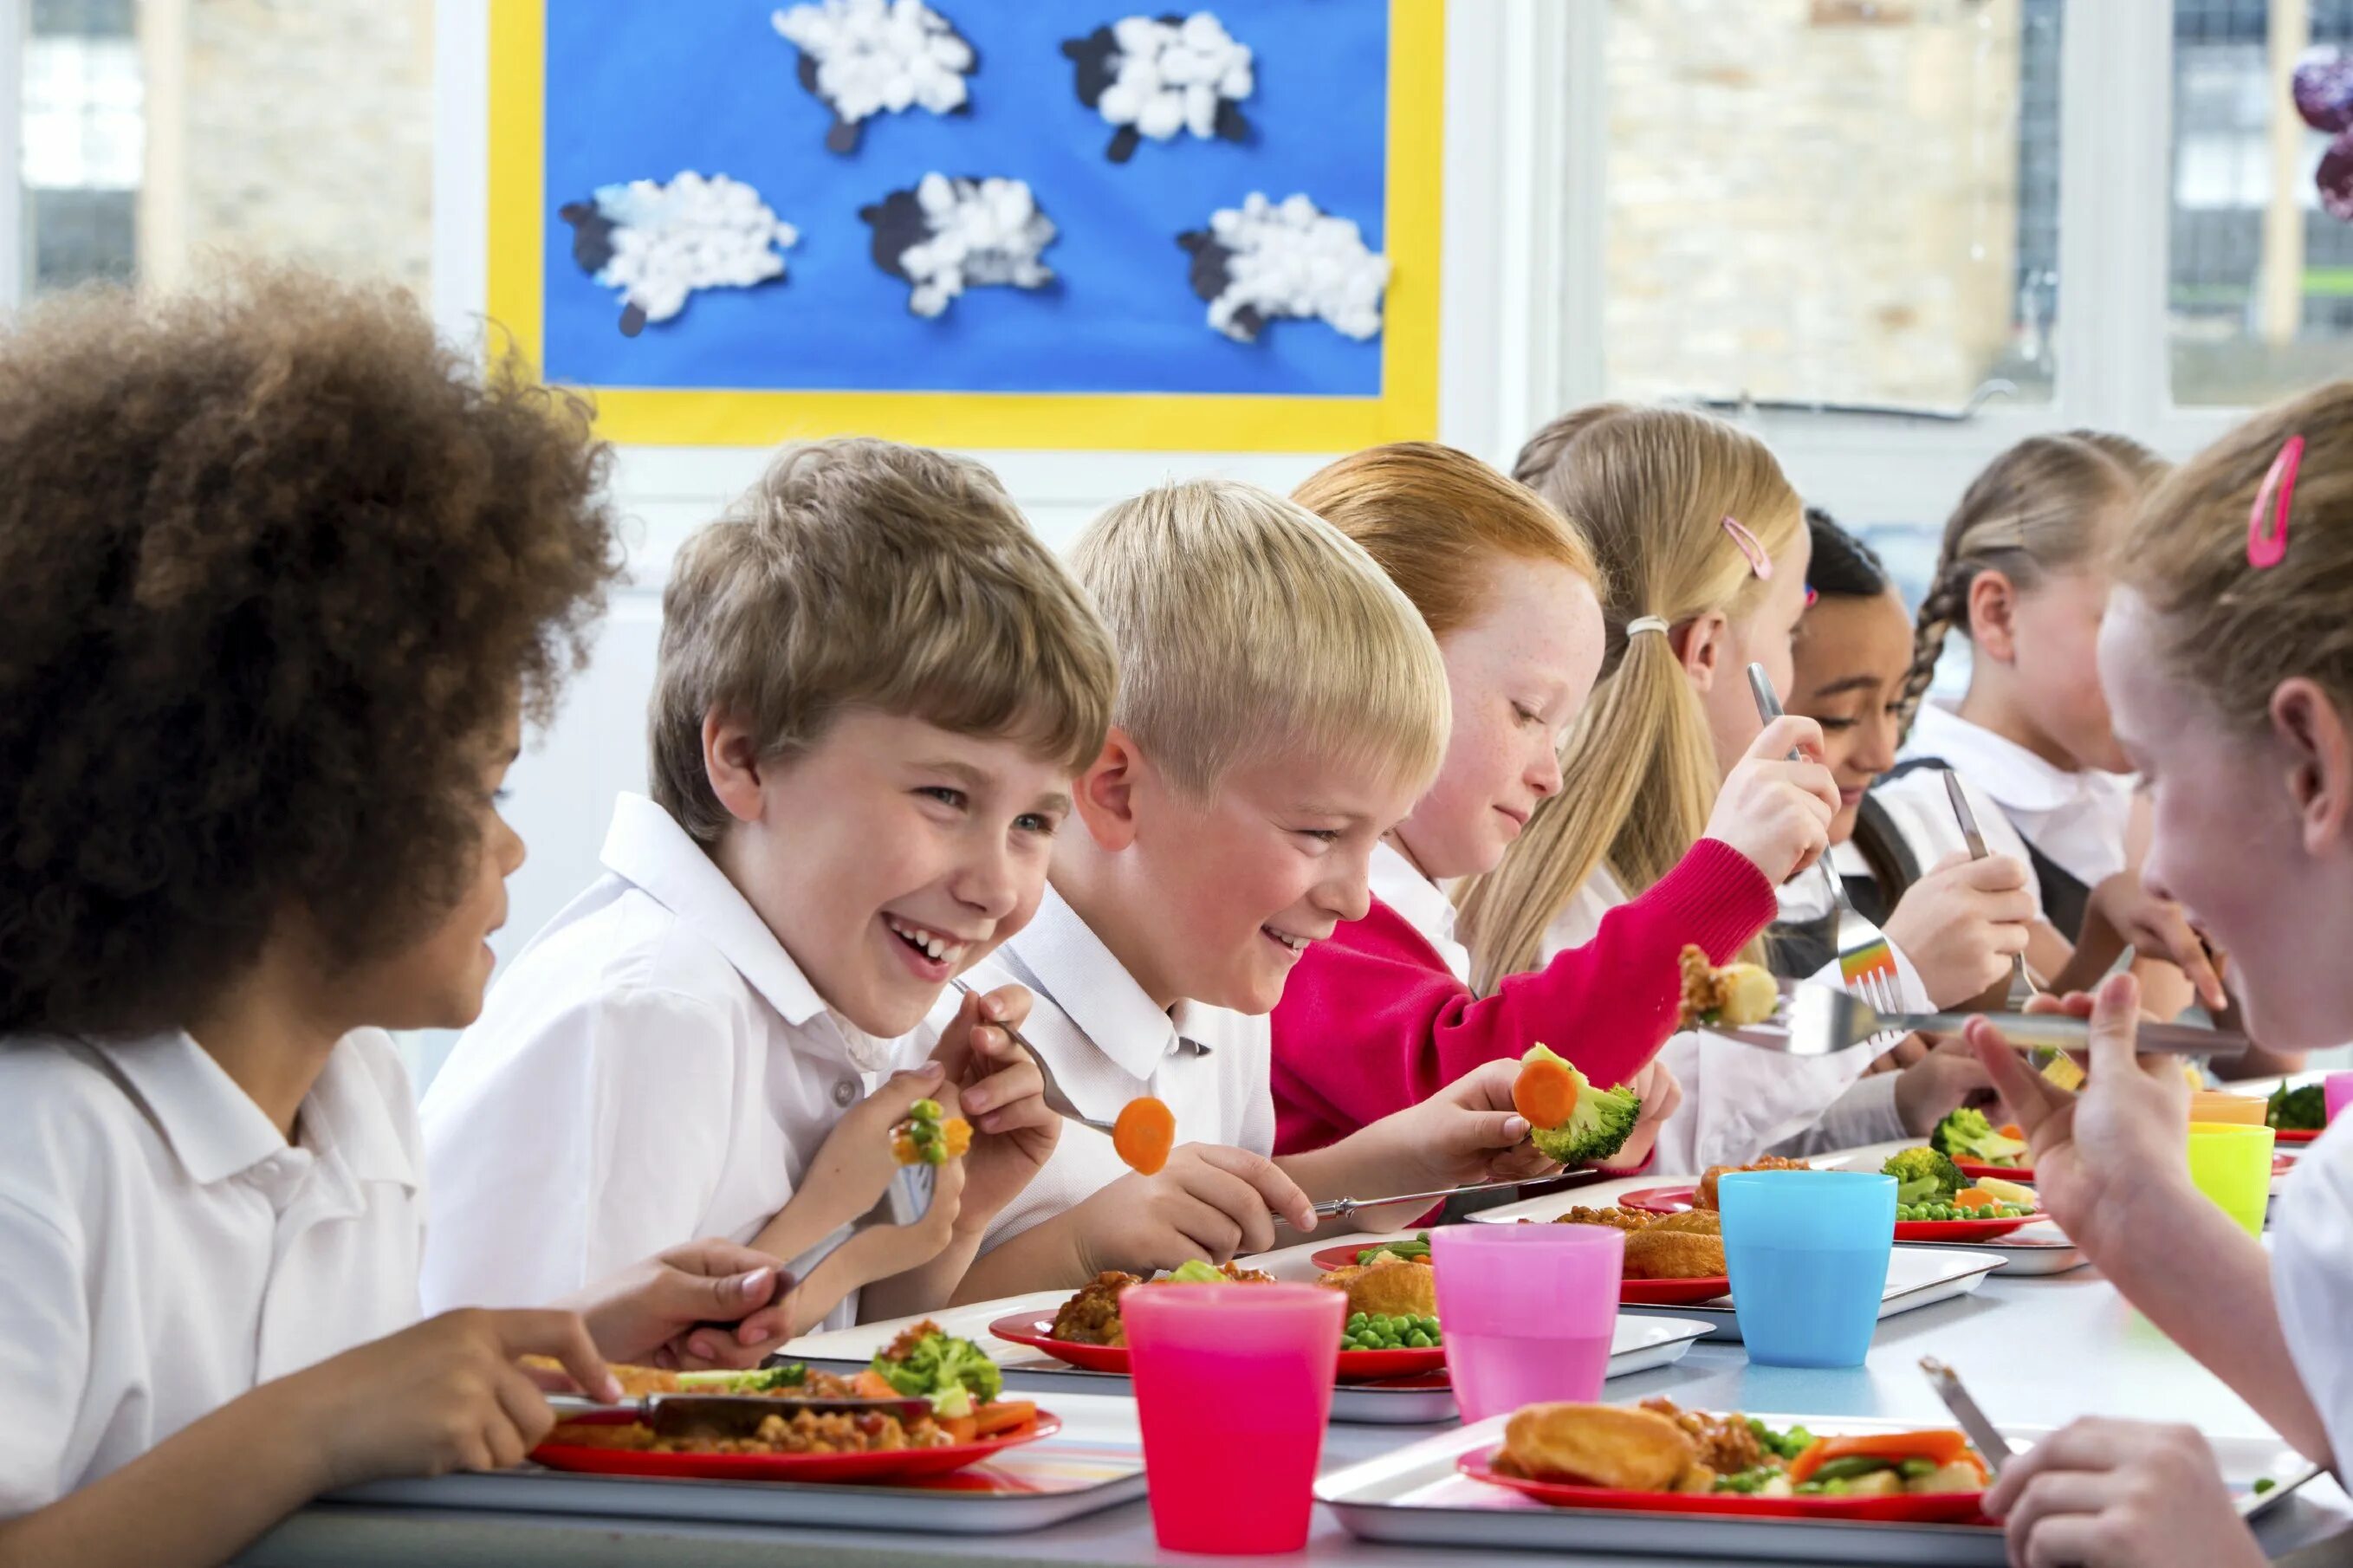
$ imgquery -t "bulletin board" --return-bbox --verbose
[486,0,1442,450]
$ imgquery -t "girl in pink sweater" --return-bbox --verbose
[1270,442,1838,1159]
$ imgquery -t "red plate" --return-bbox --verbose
[531,1410,1059,1483]
[2277,1128,2321,1144]
[1618,1275,1732,1306]
[2275,1151,2297,1176]
[988,1312,1444,1380]
[1310,1242,1433,1272]
[1893,1213,2040,1243]
[1458,1448,1989,1524]
[1954,1159,2034,1182]
[1619,1185,1697,1215]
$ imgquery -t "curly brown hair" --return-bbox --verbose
[0,269,622,1038]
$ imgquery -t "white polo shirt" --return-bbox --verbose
[2273,1120,2353,1468]
[420,794,905,1332]
[0,1027,424,1513]
[1368,839,1472,985]
[945,884,1274,1253]
[1896,701,2134,894]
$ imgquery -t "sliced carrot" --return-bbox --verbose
[1997,1123,2025,1141]
[1113,1096,1176,1176]
[1953,1188,1997,1212]
[1788,1431,1982,1487]
[1513,1055,1579,1131]
[939,1413,980,1445]
[852,1369,901,1400]
[973,1399,1039,1438]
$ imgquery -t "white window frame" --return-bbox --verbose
[0,0,23,312]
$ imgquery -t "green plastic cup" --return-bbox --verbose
[2186,1122,2275,1236]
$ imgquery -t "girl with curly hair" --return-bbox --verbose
[0,270,797,1566]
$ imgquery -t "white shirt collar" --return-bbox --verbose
[1369,839,1471,985]
[996,884,1213,1080]
[1905,701,2129,816]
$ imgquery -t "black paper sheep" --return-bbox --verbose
[860,173,1058,318]
[1176,192,1387,344]
[772,0,977,155]
[558,172,800,336]
[1061,12,1254,164]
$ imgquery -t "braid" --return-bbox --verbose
[1900,569,1965,728]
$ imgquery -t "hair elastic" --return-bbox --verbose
[2247,433,2303,570]
[1721,515,1773,579]
[1625,615,1670,638]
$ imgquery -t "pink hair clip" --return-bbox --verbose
[1721,515,1773,580]
[2247,434,2304,570]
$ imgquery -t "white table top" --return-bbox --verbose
[237,1138,2353,1567]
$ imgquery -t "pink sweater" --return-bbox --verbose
[1270,839,1778,1154]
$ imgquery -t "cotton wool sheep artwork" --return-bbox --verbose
[1177,191,1390,344]
[1061,11,1255,165]
[771,0,977,155]
[557,172,801,337]
[860,173,1058,319]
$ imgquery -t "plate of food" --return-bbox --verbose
[1456,1400,1991,1524]
[1310,1234,1434,1272]
[994,1259,1447,1380]
[1878,1150,2044,1242]
[1332,1215,1735,1306]
[2266,1083,2326,1141]
[1617,1155,1817,1217]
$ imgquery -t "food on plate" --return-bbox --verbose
[1929,1106,2028,1168]
[1340,1312,1442,1351]
[1677,944,1781,1030]
[1624,1221,1726,1281]
[1047,1260,1274,1346]
[1695,1156,1812,1209]
[525,1357,855,1400]
[554,1404,956,1456]
[1354,1232,1432,1265]
[1494,1399,1987,1500]
[2269,1083,2327,1132]
[1650,1209,1722,1236]
[1898,1196,2036,1222]
[870,1320,1003,1416]
[1494,1402,1708,1493]
[1318,1251,1438,1319]
[1783,1429,1990,1496]
[1515,1043,1642,1165]
[1882,1153,2038,1219]
[1112,1094,1176,1176]
[1971,1176,2035,1206]
[1881,1147,1967,1208]
[1550,1205,1655,1233]
[891,1098,971,1166]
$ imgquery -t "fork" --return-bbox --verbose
[1941,769,2040,1008]
[1740,982,2246,1061]
[947,976,1118,1137]
[1745,664,1905,1016]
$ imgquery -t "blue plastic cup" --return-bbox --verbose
[1718,1170,1896,1368]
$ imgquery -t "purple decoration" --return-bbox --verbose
[2319,132,2353,223]
[2292,46,2353,134]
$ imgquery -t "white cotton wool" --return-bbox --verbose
[1063,11,1254,162]
[1178,191,1390,343]
[861,173,1057,318]
[773,0,976,152]
[560,172,799,336]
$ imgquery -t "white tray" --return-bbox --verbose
[329,1392,1146,1535]
[1900,1220,2087,1276]
[1317,1409,2317,1564]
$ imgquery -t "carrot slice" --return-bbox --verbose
[852,1369,901,1400]
[939,1413,980,1445]
[1513,1055,1579,1131]
[1997,1123,2025,1141]
[973,1399,1039,1437]
[1113,1097,1176,1176]
[1787,1431,1982,1486]
[1953,1188,1997,1212]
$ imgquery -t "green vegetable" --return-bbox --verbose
[871,1328,1002,1407]
[1881,1147,1967,1208]
[1711,1466,1783,1494]
[1931,1107,2028,1166]
[1339,1312,1444,1351]
[2268,1084,2327,1132]
[1166,1259,1226,1285]
[677,1363,807,1392]
[2254,1477,2278,1495]
[1809,1455,1898,1483]
[1520,1044,1643,1166]
[1357,1234,1433,1265]
[1898,1456,1937,1480]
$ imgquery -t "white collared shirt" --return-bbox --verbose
[2272,1119,2353,1467]
[1896,700,2134,894]
[420,794,904,1332]
[1773,841,1873,924]
[939,884,1274,1253]
[1369,839,1471,984]
[0,1028,424,1512]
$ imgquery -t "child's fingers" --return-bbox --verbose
[2084,971,2149,1081]
[976,982,1033,1035]
[493,1309,619,1404]
[959,1048,1043,1121]
[1964,1016,2065,1132]
[1749,713,1825,765]
[492,1362,559,1455]
[1191,1144,1317,1234]
[926,991,985,1074]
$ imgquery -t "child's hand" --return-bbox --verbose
[1069,1144,1316,1276]
[1703,716,1839,883]
[294,1308,617,1490]
[1883,851,2036,1008]
[1987,1417,2264,1568]
[832,1115,971,1286]
[2087,870,2228,1012]
[1891,1036,1998,1137]
[1861,1031,1934,1077]
[1591,1057,1683,1172]
[798,1063,955,1235]
[1343,1060,1564,1229]
[930,984,1060,1238]
[566,1240,796,1371]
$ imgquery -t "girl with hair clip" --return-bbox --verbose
[1962,383,2353,1568]
[1877,432,2239,1030]
[1458,407,1990,1169]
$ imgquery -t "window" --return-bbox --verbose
[2168,0,2353,406]
[23,0,139,292]
[1599,0,2060,413]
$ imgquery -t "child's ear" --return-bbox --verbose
[702,710,768,826]
[2272,678,2353,857]
[1967,569,2019,664]
[1073,727,1144,851]
[1670,611,1731,694]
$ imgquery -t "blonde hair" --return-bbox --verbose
[650,437,1118,846]
[2118,381,2353,730]
[1291,442,1603,635]
[1900,431,2156,723]
[1071,477,1449,801]
[1455,404,1803,991]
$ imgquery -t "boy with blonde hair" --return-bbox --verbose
[423,437,1117,1346]
[952,480,1558,1298]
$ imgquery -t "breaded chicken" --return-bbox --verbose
[1496,1402,1698,1492]
[1695,1157,1812,1210]
[1318,1254,1437,1319]
[1623,1226,1727,1280]
[1640,1397,1768,1475]
[1650,1209,1721,1236]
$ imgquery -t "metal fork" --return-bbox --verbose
[1941,769,2040,1007]
[1736,982,2246,1060]
[1745,664,1905,1016]
[947,976,1118,1137]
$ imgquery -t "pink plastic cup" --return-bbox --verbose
[1122,1281,1345,1554]
[2326,1072,2353,1124]
[1431,1223,1625,1424]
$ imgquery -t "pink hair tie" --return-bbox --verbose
[1721,515,1773,580]
[2247,434,2303,570]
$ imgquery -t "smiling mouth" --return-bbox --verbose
[884,914,974,970]
[1495,806,1530,828]
[1261,924,1313,956]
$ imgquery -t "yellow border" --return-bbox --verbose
[486,0,1442,450]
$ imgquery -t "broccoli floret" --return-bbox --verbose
[1928,1106,2028,1165]
[1520,1045,1642,1166]
[872,1325,1003,1407]
[2269,1084,2328,1132]
[1880,1147,1966,1208]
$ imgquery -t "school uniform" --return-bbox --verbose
[1888,700,2132,938]
[2272,1120,2353,1465]
[420,792,907,1332]
[1542,865,1933,1170]
[0,1028,424,1512]
[942,884,1271,1253]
